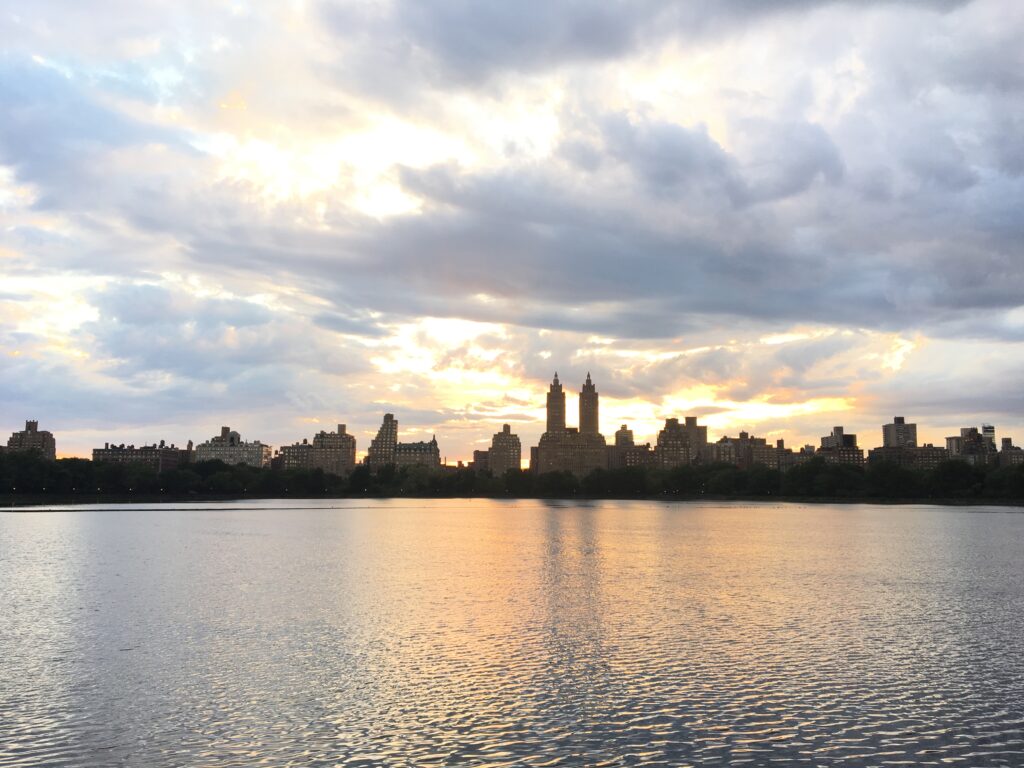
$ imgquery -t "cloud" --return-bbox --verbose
[1,0,1023,459]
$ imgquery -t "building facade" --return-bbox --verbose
[868,445,948,471]
[395,437,441,469]
[882,416,918,449]
[280,424,357,475]
[7,420,56,460]
[946,426,997,467]
[1000,438,1024,467]
[817,426,865,466]
[488,424,522,475]
[367,414,398,469]
[92,441,189,473]
[655,418,690,468]
[195,426,271,468]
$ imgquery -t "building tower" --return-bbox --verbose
[367,413,398,468]
[579,372,599,435]
[546,373,566,433]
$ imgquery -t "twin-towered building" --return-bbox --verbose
[531,373,716,475]
[534,373,609,475]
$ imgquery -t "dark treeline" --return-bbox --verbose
[2,451,1024,502]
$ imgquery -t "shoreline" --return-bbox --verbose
[3,493,1023,509]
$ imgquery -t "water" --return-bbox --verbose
[2,500,1023,767]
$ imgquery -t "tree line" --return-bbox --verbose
[2,451,1024,502]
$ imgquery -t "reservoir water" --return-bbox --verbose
[2,499,1023,766]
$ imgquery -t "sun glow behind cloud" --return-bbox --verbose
[2,0,1024,460]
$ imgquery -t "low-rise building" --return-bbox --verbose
[195,426,271,468]
[7,420,56,461]
[868,444,948,471]
[395,436,441,469]
[92,440,190,473]
[471,449,490,473]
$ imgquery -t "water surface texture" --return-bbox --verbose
[2,500,1024,766]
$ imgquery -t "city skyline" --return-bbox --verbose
[5,368,1017,466]
[3,1,1023,465]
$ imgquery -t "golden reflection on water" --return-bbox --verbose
[1,500,1023,766]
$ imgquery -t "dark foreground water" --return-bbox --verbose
[2,500,1024,767]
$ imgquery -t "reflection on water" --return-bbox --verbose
[2,500,1023,766]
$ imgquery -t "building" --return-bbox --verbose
[999,438,1024,467]
[471,450,490,473]
[654,418,690,468]
[534,373,608,476]
[367,414,398,469]
[868,444,948,471]
[614,424,634,448]
[947,427,996,467]
[775,440,813,473]
[395,436,441,469]
[608,424,656,469]
[7,420,56,461]
[982,424,996,451]
[817,426,865,466]
[195,426,271,468]
[92,441,189,473]
[882,416,918,448]
[488,424,522,475]
[681,417,709,460]
[279,424,357,475]
[716,432,780,470]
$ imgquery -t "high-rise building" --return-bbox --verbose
[883,416,918,448]
[535,373,608,476]
[546,373,566,433]
[92,440,187,473]
[682,417,708,459]
[280,424,357,475]
[982,424,996,451]
[614,425,634,448]
[6,420,56,461]
[579,372,599,435]
[655,418,689,468]
[195,426,271,467]
[488,424,522,475]
[367,414,398,468]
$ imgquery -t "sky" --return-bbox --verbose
[2,0,1023,461]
